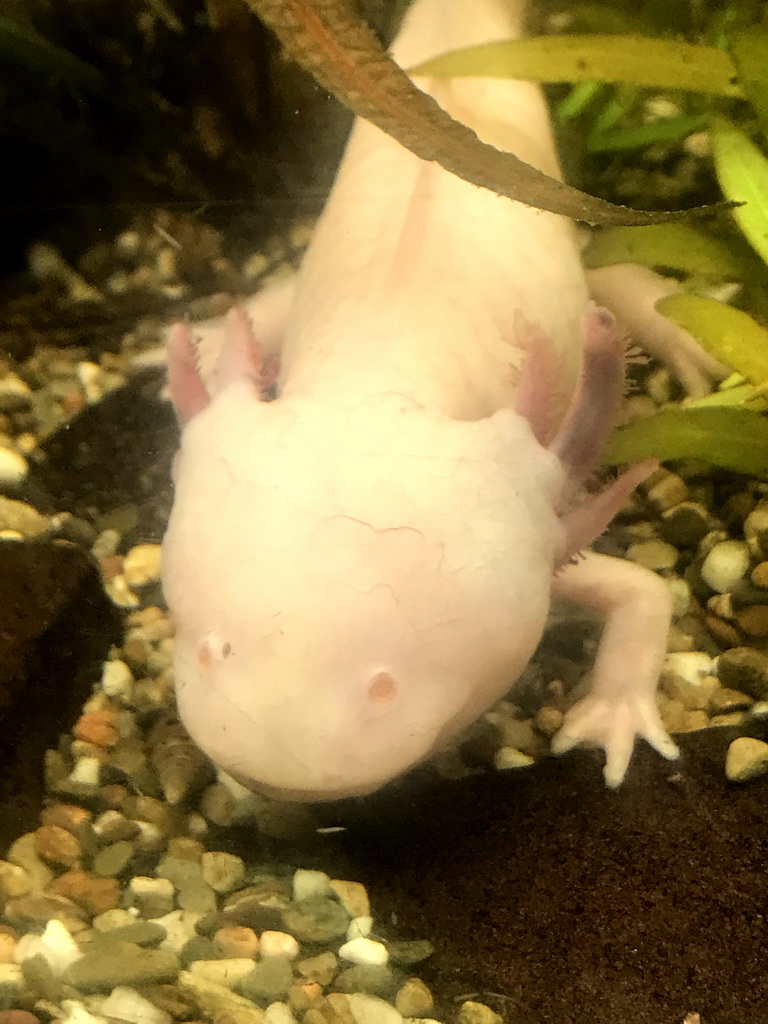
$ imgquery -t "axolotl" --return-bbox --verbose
[161,0,686,801]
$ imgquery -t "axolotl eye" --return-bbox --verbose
[197,633,233,671]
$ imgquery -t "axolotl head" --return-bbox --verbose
[162,307,646,801]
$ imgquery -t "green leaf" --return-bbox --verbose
[0,15,103,93]
[711,117,768,266]
[656,293,768,385]
[584,223,749,279]
[589,113,707,153]
[729,29,768,135]
[604,407,768,475]
[410,36,742,97]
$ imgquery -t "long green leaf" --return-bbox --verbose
[605,407,768,475]
[712,117,768,266]
[584,223,749,279]
[410,36,742,97]
[656,293,768,385]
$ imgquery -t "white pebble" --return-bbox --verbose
[101,659,134,700]
[493,748,535,771]
[0,447,28,487]
[346,916,373,940]
[663,652,714,686]
[14,918,81,975]
[69,756,101,785]
[152,910,203,952]
[0,963,23,990]
[188,958,257,988]
[338,937,389,966]
[265,1002,298,1024]
[60,1000,107,1024]
[346,993,403,1024]
[101,987,172,1024]
[259,930,300,959]
[700,540,751,593]
[666,576,691,618]
[293,868,332,901]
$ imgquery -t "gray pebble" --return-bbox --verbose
[281,897,350,943]
[177,879,218,915]
[236,956,294,1005]
[92,840,135,878]
[89,921,167,948]
[63,945,180,992]
[180,935,226,968]
[385,942,434,967]
[334,965,397,998]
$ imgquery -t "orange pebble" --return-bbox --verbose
[73,710,119,748]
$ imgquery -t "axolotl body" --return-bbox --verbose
[162,0,682,800]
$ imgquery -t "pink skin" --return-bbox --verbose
[162,0,681,798]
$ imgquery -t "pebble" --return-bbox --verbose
[3,892,86,933]
[0,937,15,965]
[700,540,751,593]
[259,932,300,959]
[329,881,370,920]
[346,993,403,1024]
[660,502,710,547]
[385,942,433,967]
[48,870,120,916]
[338,939,389,967]
[73,710,119,749]
[236,957,294,1004]
[0,497,50,537]
[93,921,166,948]
[214,926,260,959]
[734,604,768,638]
[293,870,333,902]
[177,878,217,915]
[178,970,266,1024]
[34,826,82,869]
[202,851,246,894]
[281,898,349,943]
[725,737,768,781]
[100,985,172,1024]
[265,1002,298,1024]
[297,952,338,986]
[126,878,175,919]
[0,863,31,901]
[493,748,535,771]
[716,647,768,700]
[122,544,162,587]
[0,447,28,486]
[63,947,180,992]
[334,965,395,998]
[92,841,135,878]
[151,911,203,954]
[751,561,768,588]
[100,660,135,702]
[457,1003,503,1024]
[13,919,81,975]
[188,957,257,988]
[394,979,434,1018]
[346,917,373,940]
[625,539,678,571]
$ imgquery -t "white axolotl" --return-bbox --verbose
[162,0,708,801]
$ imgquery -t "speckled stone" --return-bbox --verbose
[296,952,338,986]
[201,852,246,894]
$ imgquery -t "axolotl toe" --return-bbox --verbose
[161,0,680,800]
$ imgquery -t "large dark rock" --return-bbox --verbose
[0,540,122,846]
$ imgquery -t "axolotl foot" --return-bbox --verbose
[549,550,680,788]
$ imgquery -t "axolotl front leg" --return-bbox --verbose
[527,306,679,787]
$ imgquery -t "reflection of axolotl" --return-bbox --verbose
[162,0,717,800]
